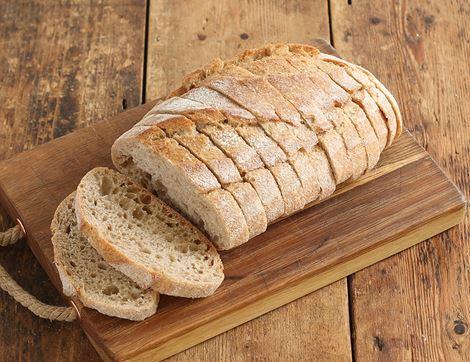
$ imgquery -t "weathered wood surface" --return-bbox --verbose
[146,1,352,360]
[0,0,468,361]
[331,0,470,360]
[0,0,147,361]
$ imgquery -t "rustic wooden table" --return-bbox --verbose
[0,1,468,361]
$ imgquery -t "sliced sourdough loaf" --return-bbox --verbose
[51,192,158,320]
[75,167,224,297]
[113,43,403,250]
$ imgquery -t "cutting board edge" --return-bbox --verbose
[101,203,466,361]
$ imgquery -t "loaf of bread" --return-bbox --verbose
[52,192,159,320]
[111,43,402,250]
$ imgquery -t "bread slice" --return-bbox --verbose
[342,101,381,169]
[51,192,159,320]
[112,125,250,250]
[75,167,224,297]
[245,168,285,222]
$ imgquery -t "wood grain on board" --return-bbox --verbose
[331,0,470,360]
[146,2,354,360]
[0,0,147,360]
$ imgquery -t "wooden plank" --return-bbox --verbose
[0,0,147,360]
[147,0,332,98]
[146,1,353,360]
[331,0,470,360]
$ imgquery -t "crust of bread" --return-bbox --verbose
[270,162,306,213]
[318,53,400,145]
[290,150,321,203]
[245,168,285,222]
[204,189,251,250]
[235,124,287,167]
[224,182,267,238]
[137,127,221,193]
[309,146,336,198]
[196,122,263,174]
[155,114,242,185]
[343,101,381,170]
[340,64,397,146]
[329,108,368,179]
[184,86,256,123]
[355,65,403,137]
[55,262,159,321]
[351,89,389,151]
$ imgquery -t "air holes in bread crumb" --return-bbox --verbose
[102,285,119,295]
[100,176,114,196]
[130,290,141,300]
[98,262,107,270]
[140,246,151,254]
[126,192,138,201]
[70,261,77,267]
[142,205,152,215]
[119,198,131,210]
[139,194,152,204]
[132,208,144,220]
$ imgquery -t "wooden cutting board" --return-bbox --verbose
[0,40,465,361]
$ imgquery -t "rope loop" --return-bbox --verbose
[0,215,77,322]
